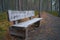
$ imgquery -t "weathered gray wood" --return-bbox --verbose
[8,10,35,21]
[12,18,42,27]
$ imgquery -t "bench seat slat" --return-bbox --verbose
[12,18,42,27]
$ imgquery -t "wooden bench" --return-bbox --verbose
[8,10,43,40]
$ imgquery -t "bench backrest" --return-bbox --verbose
[8,10,35,21]
[8,10,35,24]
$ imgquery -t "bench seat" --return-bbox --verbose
[12,18,42,28]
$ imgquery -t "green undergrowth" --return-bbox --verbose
[0,12,10,30]
[47,11,58,17]
[35,11,39,16]
[0,12,10,40]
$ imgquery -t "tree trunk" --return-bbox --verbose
[58,0,60,17]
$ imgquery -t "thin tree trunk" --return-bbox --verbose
[50,0,52,11]
[58,0,60,17]
[40,0,43,12]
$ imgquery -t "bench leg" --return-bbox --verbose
[25,28,28,40]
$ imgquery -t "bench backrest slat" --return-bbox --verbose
[8,10,35,21]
